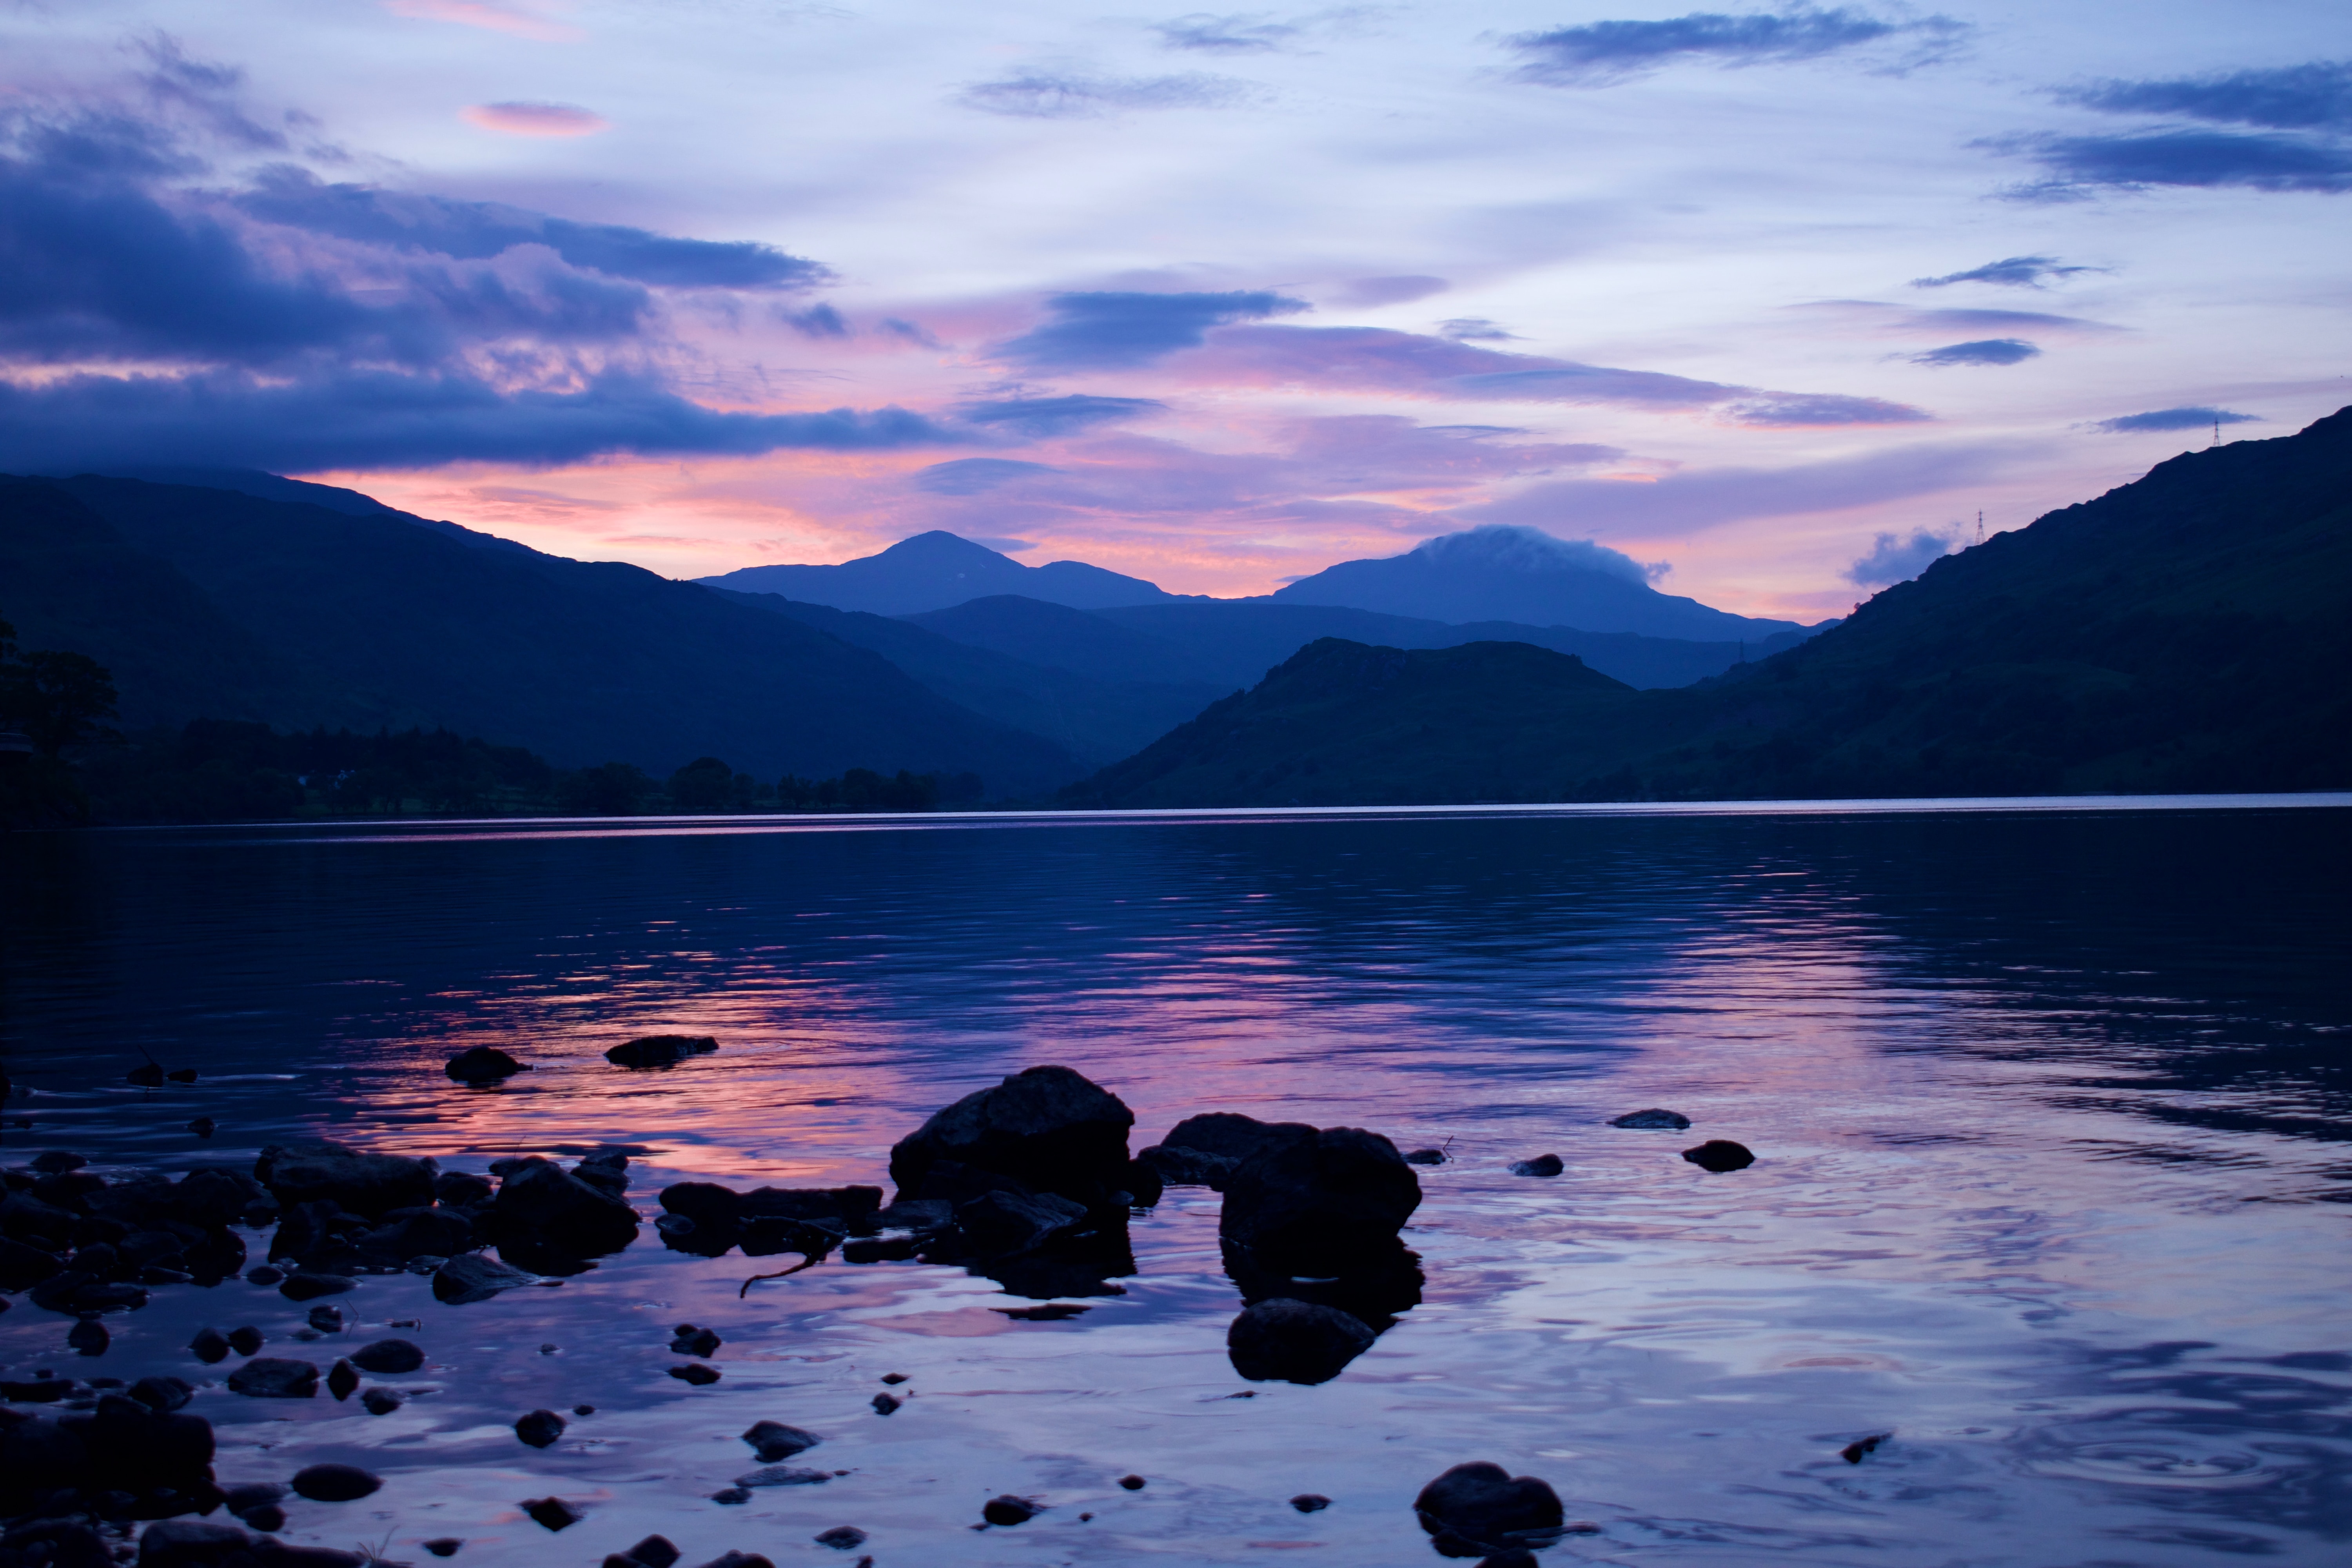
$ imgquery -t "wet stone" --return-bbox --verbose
[1842,1433,1891,1463]
[813,1527,867,1551]
[1413,1462,1565,1559]
[227,1357,319,1398]
[445,1046,527,1086]
[306,1305,345,1332]
[226,1326,263,1356]
[1610,1107,1691,1130]
[131,1375,194,1413]
[879,1373,908,1385]
[223,1482,286,1517]
[431,1253,533,1305]
[1403,1149,1447,1166]
[982,1495,1039,1527]
[605,1035,719,1069]
[668,1363,721,1386]
[291,1462,382,1502]
[871,1392,901,1416]
[360,1388,404,1415]
[1681,1140,1755,1173]
[709,1488,751,1506]
[734,1466,829,1488]
[522,1496,582,1531]
[279,1272,355,1301]
[29,1152,87,1174]
[1227,1298,1377,1385]
[694,1555,774,1568]
[350,1338,424,1374]
[188,1118,216,1138]
[326,1360,359,1401]
[515,1408,566,1448]
[422,1541,463,1558]
[742,1420,820,1462]
[619,1535,681,1568]
[1291,1494,1331,1513]
[670,1324,721,1357]
[186,1327,230,1365]
[242,1503,288,1532]
[67,1319,109,1356]
[244,1266,284,1286]
[1508,1154,1563,1178]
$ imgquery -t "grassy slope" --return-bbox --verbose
[1067,409,2352,807]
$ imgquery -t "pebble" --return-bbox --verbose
[445,1045,528,1086]
[350,1338,425,1374]
[1842,1433,1891,1463]
[1403,1148,1447,1165]
[189,1327,231,1364]
[1610,1108,1691,1130]
[515,1408,567,1448]
[1290,1494,1330,1513]
[1681,1139,1756,1173]
[189,1117,216,1137]
[709,1488,751,1506]
[245,1266,284,1286]
[280,1272,356,1301]
[227,1357,319,1398]
[575,1403,596,1415]
[131,1375,194,1412]
[67,1318,109,1356]
[617,1536,681,1568]
[1118,1474,1146,1490]
[742,1420,821,1462]
[670,1323,721,1357]
[327,1359,359,1400]
[982,1495,1039,1527]
[669,1363,721,1386]
[1508,1154,1564,1178]
[308,1305,346,1332]
[227,1325,264,1355]
[361,1388,405,1415]
[813,1527,867,1550]
[879,1373,908,1385]
[735,1466,829,1488]
[1412,1461,1566,1559]
[871,1392,901,1415]
[292,1462,383,1502]
[523,1496,583,1531]
[423,1540,463,1558]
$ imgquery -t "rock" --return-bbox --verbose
[1291,1494,1330,1512]
[347,1338,422,1375]
[170,1167,268,1227]
[1118,1474,1146,1490]
[1681,1140,1755,1173]
[361,1388,404,1415]
[742,1420,820,1462]
[617,1537,680,1568]
[0,1234,64,1291]
[1842,1433,1891,1463]
[1,1190,79,1248]
[2,1520,108,1568]
[982,1495,1038,1527]
[357,1207,475,1261]
[1135,1144,1237,1188]
[880,1373,908,1384]
[669,1363,721,1386]
[131,1376,194,1413]
[890,1065,1137,1207]
[488,1158,639,1256]
[1507,1154,1563,1178]
[694,1556,773,1568]
[223,1482,287,1516]
[134,1520,252,1564]
[1227,1298,1377,1384]
[445,1046,527,1086]
[873,1198,953,1230]
[129,1063,166,1087]
[226,1325,263,1355]
[1403,1148,1447,1166]
[326,1360,359,1400]
[605,1035,719,1068]
[431,1253,534,1305]
[169,1068,198,1083]
[733,1465,829,1488]
[521,1497,581,1531]
[813,1527,867,1550]
[671,1324,722,1357]
[741,1215,844,1259]
[29,1151,87,1174]
[515,1408,566,1448]
[871,1392,900,1416]
[1220,1127,1421,1274]
[67,1318,109,1355]
[422,1540,462,1558]
[840,1235,916,1263]
[189,1117,216,1137]
[708,1488,751,1506]
[307,1304,345,1332]
[227,1358,318,1398]
[1412,1462,1565,1559]
[1611,1108,1690,1130]
[292,1462,381,1502]
[254,1142,436,1219]
[279,1272,355,1301]
[433,1171,495,1207]
[955,1189,1088,1258]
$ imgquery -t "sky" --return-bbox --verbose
[3,1,2347,620]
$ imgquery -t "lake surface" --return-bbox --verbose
[3,797,2348,1567]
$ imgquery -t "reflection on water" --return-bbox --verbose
[2,798,2348,1565]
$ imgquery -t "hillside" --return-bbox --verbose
[3,476,1082,792]
[1066,410,2352,806]
[699,529,1183,614]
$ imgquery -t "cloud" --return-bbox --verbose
[1332,274,1449,307]
[1416,523,1667,584]
[1506,5,1966,87]
[382,2,585,43]
[2089,406,2262,434]
[235,166,831,289]
[1180,323,1930,423]
[880,317,944,348]
[1844,526,1956,586]
[459,102,609,138]
[2057,61,2352,131]
[1988,130,2352,197]
[957,71,1259,118]
[993,290,1309,370]
[1909,338,2040,366]
[956,393,1169,436]
[1469,442,2020,535]
[1912,254,2103,288]
[1152,14,1299,53]
[0,369,958,472]
[915,458,1062,495]
[1438,318,1520,341]
[781,302,849,338]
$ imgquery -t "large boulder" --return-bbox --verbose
[1140,1113,1315,1191]
[445,1045,528,1086]
[254,1143,436,1219]
[1412,1462,1565,1559]
[1220,1127,1421,1274]
[488,1158,639,1256]
[1226,1298,1376,1385]
[889,1066,1136,1207]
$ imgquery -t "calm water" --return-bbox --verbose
[2,797,2348,1567]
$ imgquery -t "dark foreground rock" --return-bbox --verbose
[1412,1462,1566,1559]
[1138,1113,1314,1192]
[1508,1154,1563,1178]
[655,1183,882,1259]
[889,1065,1142,1209]
[1610,1108,1690,1130]
[349,1339,423,1375]
[225,1359,317,1399]
[444,1047,527,1087]
[742,1421,820,1462]
[1227,1298,1377,1385]
[135,1519,366,1566]
[1681,1140,1755,1173]
[290,1463,380,1502]
[486,1158,639,1258]
[1220,1126,1421,1275]
[514,1409,566,1448]
[605,1036,719,1069]
[430,1254,533,1305]
[982,1495,1039,1526]
[521,1497,581,1532]
[254,1144,436,1220]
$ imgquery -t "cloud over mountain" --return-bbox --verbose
[2091,406,2261,434]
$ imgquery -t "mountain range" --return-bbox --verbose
[1066,407,2352,806]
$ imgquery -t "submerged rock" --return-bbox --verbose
[1507,1154,1563,1178]
[1842,1433,1891,1463]
[226,1357,318,1398]
[1681,1140,1755,1173]
[361,1387,405,1415]
[326,1359,358,1400]
[982,1495,1039,1527]
[292,1462,382,1502]
[669,1363,720,1386]
[742,1420,820,1462]
[605,1035,719,1069]
[67,1318,109,1356]
[445,1046,528,1086]
[350,1338,424,1374]
[131,1375,194,1413]
[870,1392,900,1416]
[889,1065,1137,1209]
[670,1324,721,1357]
[1227,1298,1377,1385]
[1412,1462,1565,1559]
[279,1272,355,1302]
[522,1496,582,1532]
[733,1465,828,1488]
[431,1253,534,1305]
[1403,1148,1447,1166]
[1610,1107,1690,1130]
[226,1325,263,1356]
[813,1527,867,1551]
[1291,1494,1331,1513]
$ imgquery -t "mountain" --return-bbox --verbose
[1066,409,2352,807]
[1268,524,1808,640]
[697,530,1185,615]
[714,590,1227,767]
[74,466,544,557]
[2,475,1081,792]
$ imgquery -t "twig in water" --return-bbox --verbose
[740,1252,821,1298]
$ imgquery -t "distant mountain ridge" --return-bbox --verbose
[700,530,1187,615]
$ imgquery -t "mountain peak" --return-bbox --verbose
[698,531,1178,616]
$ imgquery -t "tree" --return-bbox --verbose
[0,647,122,757]
[668,755,737,813]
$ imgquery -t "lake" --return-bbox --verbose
[3,796,2348,1567]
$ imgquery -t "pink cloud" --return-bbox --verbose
[384,1,585,42]
[460,102,608,137]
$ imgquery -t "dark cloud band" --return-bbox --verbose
[1508,5,1964,87]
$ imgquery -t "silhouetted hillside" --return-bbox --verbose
[1067,410,2352,806]
[699,529,1183,614]
[3,476,1081,791]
